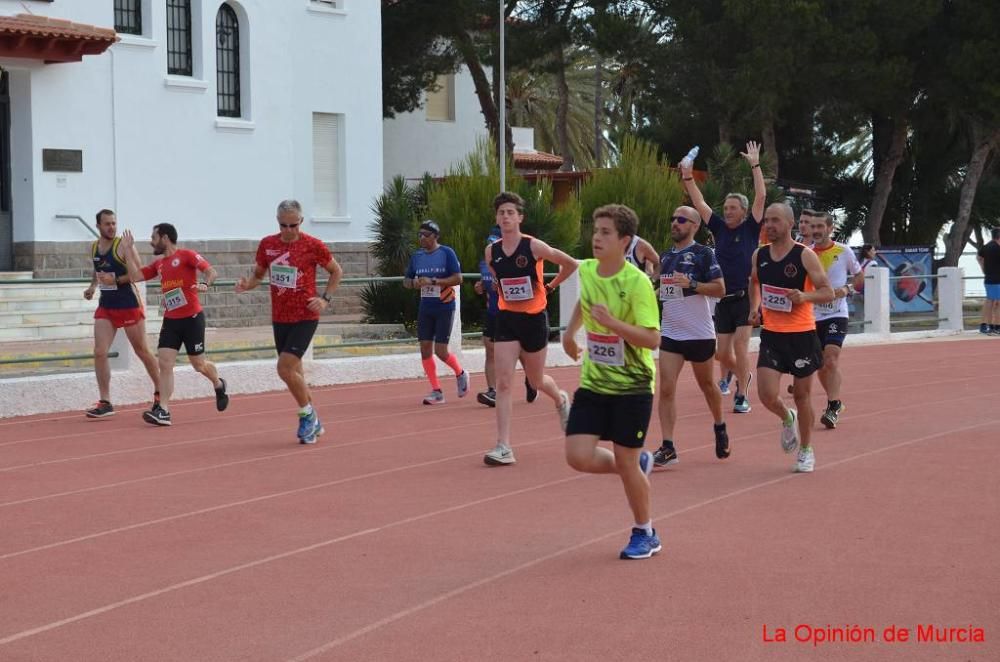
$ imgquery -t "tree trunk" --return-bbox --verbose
[452,29,511,161]
[864,113,908,245]
[718,119,732,146]
[942,125,1000,266]
[594,57,603,166]
[554,45,573,171]
[761,113,778,179]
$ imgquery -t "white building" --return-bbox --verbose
[0,0,383,275]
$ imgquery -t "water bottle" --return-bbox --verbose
[680,146,699,169]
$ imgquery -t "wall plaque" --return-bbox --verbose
[42,149,83,173]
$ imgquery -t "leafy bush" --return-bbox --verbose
[577,135,686,257]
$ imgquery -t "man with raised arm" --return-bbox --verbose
[680,141,766,415]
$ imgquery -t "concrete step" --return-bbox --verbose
[0,297,99,313]
[0,323,95,341]
[0,271,33,281]
[0,309,98,327]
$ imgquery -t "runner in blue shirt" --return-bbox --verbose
[404,221,469,404]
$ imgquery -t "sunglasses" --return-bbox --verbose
[671,216,695,224]
[279,222,301,229]
[418,231,435,237]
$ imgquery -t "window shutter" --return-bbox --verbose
[312,113,342,217]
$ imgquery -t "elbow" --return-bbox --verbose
[641,329,660,349]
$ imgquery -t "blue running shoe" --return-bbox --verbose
[718,371,734,395]
[639,450,654,477]
[300,414,325,445]
[620,527,662,560]
[297,411,319,442]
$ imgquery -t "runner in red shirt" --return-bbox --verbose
[235,199,344,444]
[122,224,229,426]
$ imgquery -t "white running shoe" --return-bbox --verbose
[780,408,799,454]
[556,390,571,432]
[456,371,470,398]
[423,390,445,405]
[795,446,815,473]
[484,443,515,466]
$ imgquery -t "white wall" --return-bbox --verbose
[382,66,489,184]
[0,0,383,244]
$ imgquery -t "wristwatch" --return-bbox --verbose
[689,278,699,291]
[431,278,437,286]
[321,293,332,303]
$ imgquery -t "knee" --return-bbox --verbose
[496,374,513,392]
[434,346,450,361]
[565,449,588,472]
[277,361,297,381]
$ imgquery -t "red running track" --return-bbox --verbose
[0,337,997,661]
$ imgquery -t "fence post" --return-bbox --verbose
[864,265,890,336]
[448,286,463,362]
[109,281,146,371]
[559,265,581,344]
[937,267,964,331]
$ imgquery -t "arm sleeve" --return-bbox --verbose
[314,239,333,266]
[193,251,211,271]
[633,276,660,329]
[707,212,724,235]
[254,241,268,270]
[140,262,158,281]
[446,247,461,275]
[703,248,723,280]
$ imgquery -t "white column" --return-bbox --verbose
[936,266,965,331]
[110,281,146,371]
[447,286,464,362]
[864,265,890,336]
[558,266,582,345]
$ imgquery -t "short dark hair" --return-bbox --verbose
[992,228,1000,240]
[593,204,639,239]
[493,191,525,213]
[153,223,178,244]
[95,209,115,225]
[861,243,876,257]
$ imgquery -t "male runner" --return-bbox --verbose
[651,206,730,466]
[625,233,659,277]
[808,212,863,428]
[235,200,343,444]
[121,225,229,425]
[83,209,160,418]
[562,204,662,559]
[403,220,469,404]
[680,141,766,413]
[483,191,577,466]
[749,203,834,472]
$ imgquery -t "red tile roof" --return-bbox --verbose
[513,150,564,170]
[0,13,118,62]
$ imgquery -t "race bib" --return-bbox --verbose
[659,274,683,301]
[500,277,533,301]
[420,285,441,298]
[586,331,625,367]
[269,264,298,289]
[815,300,837,314]
[97,273,117,291]
[163,287,188,312]
[761,284,792,312]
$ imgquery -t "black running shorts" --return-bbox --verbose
[495,310,549,353]
[816,317,848,348]
[659,336,716,363]
[158,312,207,356]
[565,388,654,449]
[714,295,750,334]
[272,320,319,358]
[757,329,823,378]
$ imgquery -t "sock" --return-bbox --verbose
[214,379,224,391]
[636,521,653,536]
[829,400,841,409]
[443,353,463,375]
[714,422,726,431]
[299,403,313,417]
[661,439,675,451]
[422,357,441,391]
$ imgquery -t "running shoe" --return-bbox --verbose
[525,377,538,403]
[714,425,731,459]
[456,371,470,398]
[780,409,799,454]
[143,404,171,426]
[820,402,844,429]
[476,388,497,407]
[215,377,230,412]
[639,450,654,477]
[718,371,734,395]
[85,400,115,418]
[653,443,678,467]
[300,414,325,444]
[733,395,752,414]
[422,390,446,405]
[484,442,515,466]
[556,390,571,431]
[795,446,815,473]
[980,323,991,335]
[297,410,319,441]
[620,528,662,560]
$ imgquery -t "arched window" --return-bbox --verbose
[216,4,241,118]
[166,0,193,76]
